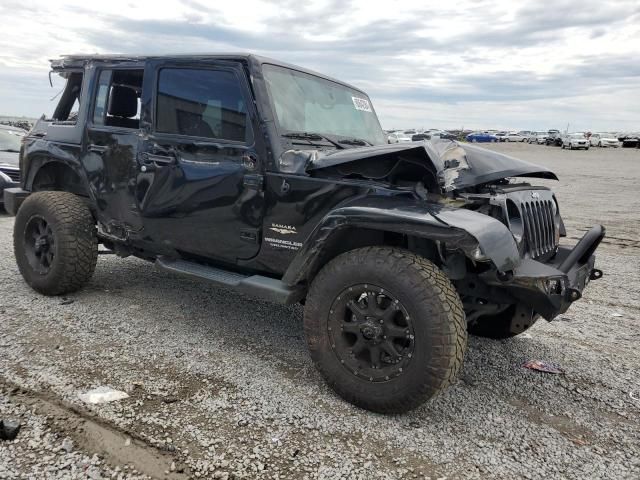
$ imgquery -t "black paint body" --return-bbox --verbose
[12,54,604,323]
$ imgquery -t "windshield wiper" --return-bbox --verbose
[0,148,20,153]
[338,137,372,146]
[282,131,344,149]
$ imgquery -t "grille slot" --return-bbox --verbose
[521,199,556,257]
[0,167,20,182]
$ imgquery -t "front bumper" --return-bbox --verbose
[482,225,605,320]
[0,173,19,207]
[2,187,30,215]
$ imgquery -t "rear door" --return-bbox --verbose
[83,66,145,237]
[135,60,264,263]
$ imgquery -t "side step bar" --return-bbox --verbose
[155,256,304,305]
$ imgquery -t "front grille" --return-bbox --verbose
[521,199,557,257]
[0,167,20,183]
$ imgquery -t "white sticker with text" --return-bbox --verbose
[352,96,372,112]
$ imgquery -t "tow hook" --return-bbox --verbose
[568,288,582,302]
[590,268,603,281]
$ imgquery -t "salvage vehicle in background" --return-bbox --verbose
[546,131,563,146]
[618,133,639,148]
[466,131,498,142]
[589,133,620,148]
[505,132,527,142]
[0,124,25,209]
[494,132,507,142]
[388,131,412,143]
[4,53,605,414]
[562,133,590,150]
[528,132,547,144]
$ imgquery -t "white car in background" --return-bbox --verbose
[562,133,590,150]
[589,133,620,148]
[505,132,526,142]
[388,132,412,144]
[527,131,547,143]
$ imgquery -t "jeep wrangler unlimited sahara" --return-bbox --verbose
[5,54,604,413]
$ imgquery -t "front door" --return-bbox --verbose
[135,61,264,263]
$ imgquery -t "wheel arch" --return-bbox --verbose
[27,157,90,198]
[282,198,521,288]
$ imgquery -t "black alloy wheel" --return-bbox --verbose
[328,284,415,382]
[24,215,56,275]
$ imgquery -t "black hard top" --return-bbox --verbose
[50,53,365,93]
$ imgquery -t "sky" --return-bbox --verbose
[0,0,638,131]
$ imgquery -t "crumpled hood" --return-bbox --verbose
[305,140,558,191]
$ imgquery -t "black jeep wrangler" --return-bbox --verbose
[5,54,604,413]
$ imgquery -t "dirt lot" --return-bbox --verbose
[1,143,639,479]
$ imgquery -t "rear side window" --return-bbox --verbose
[155,68,249,142]
[92,69,144,129]
[50,71,83,124]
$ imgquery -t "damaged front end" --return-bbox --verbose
[282,140,604,325]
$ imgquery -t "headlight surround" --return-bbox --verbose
[506,199,524,243]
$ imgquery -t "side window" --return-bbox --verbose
[156,68,248,142]
[50,71,83,124]
[92,69,144,129]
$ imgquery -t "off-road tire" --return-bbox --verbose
[14,191,98,295]
[304,247,467,413]
[467,306,538,339]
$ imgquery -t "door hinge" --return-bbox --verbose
[243,174,264,190]
[240,229,260,243]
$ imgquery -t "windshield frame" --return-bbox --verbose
[260,63,386,147]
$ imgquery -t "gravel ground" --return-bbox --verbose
[1,143,638,479]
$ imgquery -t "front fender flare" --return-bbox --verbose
[282,195,521,286]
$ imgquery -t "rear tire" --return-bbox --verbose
[14,191,98,295]
[304,247,467,413]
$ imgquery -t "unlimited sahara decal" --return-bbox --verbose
[265,223,302,250]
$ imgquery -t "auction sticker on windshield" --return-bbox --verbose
[352,96,372,112]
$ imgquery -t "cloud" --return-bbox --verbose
[0,0,638,131]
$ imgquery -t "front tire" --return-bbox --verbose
[304,247,467,413]
[14,191,98,295]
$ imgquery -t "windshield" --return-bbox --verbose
[569,134,585,139]
[0,130,23,151]
[262,64,387,146]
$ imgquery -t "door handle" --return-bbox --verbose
[88,144,108,153]
[141,153,177,167]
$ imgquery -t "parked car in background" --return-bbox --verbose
[438,131,458,140]
[466,132,498,143]
[411,133,430,141]
[618,133,639,148]
[388,132,412,143]
[589,133,620,148]
[494,132,507,142]
[0,124,25,209]
[527,131,544,143]
[562,133,589,150]
[505,132,527,142]
[546,131,563,146]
